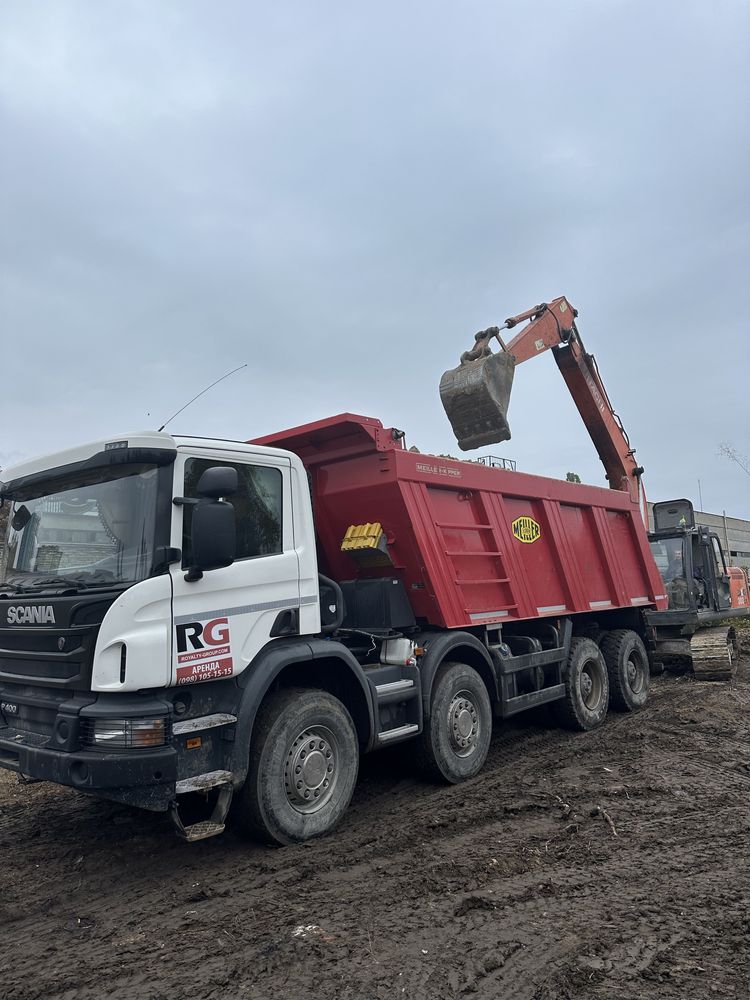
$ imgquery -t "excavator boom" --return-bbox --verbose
[439,297,647,524]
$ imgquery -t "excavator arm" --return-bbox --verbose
[440,296,647,525]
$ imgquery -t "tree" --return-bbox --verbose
[565,472,581,484]
[718,443,750,477]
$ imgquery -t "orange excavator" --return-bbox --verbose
[439,296,748,679]
[439,296,648,526]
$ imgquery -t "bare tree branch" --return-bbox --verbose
[718,443,750,477]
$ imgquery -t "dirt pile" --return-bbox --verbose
[2,662,749,999]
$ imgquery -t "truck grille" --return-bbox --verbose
[0,632,83,654]
[0,658,82,681]
[0,626,96,689]
[0,594,116,692]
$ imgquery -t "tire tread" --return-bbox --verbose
[235,687,358,845]
[600,629,649,712]
[552,637,609,731]
[415,661,492,783]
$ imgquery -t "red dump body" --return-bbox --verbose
[253,414,668,629]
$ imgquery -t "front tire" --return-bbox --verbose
[416,661,492,783]
[553,637,610,731]
[235,687,359,845]
[601,629,650,711]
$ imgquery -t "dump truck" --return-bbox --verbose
[440,295,749,680]
[0,403,666,843]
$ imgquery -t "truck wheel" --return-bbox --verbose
[235,687,359,846]
[553,637,609,731]
[416,661,492,783]
[600,629,650,711]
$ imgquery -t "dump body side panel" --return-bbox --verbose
[252,414,667,628]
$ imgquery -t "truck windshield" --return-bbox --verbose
[649,536,689,610]
[0,463,160,592]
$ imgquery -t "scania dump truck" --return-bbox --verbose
[0,415,666,844]
[0,295,739,845]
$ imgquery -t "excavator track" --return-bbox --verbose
[690,627,738,681]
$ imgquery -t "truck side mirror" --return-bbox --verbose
[187,500,236,581]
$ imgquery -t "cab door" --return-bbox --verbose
[169,449,301,687]
[709,535,732,611]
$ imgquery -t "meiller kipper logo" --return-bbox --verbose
[6,606,56,625]
[415,462,462,479]
[512,516,541,544]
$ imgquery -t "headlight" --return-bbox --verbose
[82,717,169,750]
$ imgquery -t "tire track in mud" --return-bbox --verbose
[2,664,750,999]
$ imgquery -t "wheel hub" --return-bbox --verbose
[627,652,645,693]
[448,692,479,757]
[284,726,337,814]
[579,663,602,710]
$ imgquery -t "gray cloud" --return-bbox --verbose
[1,0,748,515]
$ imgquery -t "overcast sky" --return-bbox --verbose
[1,1,748,516]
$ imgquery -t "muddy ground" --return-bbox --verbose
[1,661,749,1000]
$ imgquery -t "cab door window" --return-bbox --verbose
[711,537,727,576]
[181,459,282,567]
[712,536,731,608]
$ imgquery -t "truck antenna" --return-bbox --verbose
[157,363,248,432]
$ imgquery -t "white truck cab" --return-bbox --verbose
[1,432,320,690]
[0,432,360,842]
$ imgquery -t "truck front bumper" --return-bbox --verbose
[0,724,177,810]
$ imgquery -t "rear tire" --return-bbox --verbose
[601,629,650,711]
[552,637,609,731]
[416,661,492,783]
[235,687,359,845]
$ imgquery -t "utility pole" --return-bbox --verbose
[697,478,703,511]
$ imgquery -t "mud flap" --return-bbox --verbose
[439,351,516,451]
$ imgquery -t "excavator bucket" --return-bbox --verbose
[439,350,517,451]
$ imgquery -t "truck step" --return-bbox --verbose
[170,783,233,842]
[175,770,233,795]
[377,723,419,743]
[178,819,227,842]
[374,678,420,709]
[375,679,415,695]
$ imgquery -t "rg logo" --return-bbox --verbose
[176,617,230,653]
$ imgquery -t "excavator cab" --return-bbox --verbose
[439,344,516,451]
[648,500,732,614]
